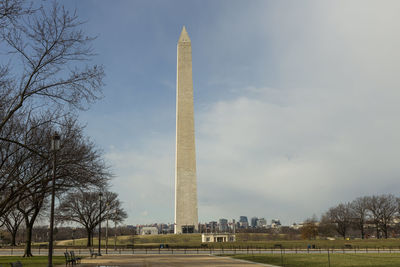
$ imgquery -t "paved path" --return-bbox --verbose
[69,254,278,267]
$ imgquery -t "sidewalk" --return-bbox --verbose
[60,254,279,267]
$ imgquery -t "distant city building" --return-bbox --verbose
[209,221,218,233]
[228,219,236,233]
[271,219,281,228]
[219,218,228,232]
[251,217,258,228]
[290,223,303,230]
[159,223,170,234]
[257,218,267,228]
[239,216,249,228]
[140,227,158,235]
[198,223,207,233]
[202,233,236,243]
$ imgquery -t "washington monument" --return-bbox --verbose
[174,26,198,234]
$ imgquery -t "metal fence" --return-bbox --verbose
[1,247,400,256]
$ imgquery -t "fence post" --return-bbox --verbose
[327,248,331,267]
[280,248,283,267]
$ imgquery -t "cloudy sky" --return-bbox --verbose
[64,0,400,225]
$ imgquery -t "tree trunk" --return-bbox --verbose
[23,223,33,257]
[383,225,388,239]
[86,229,92,247]
[360,225,365,239]
[11,230,17,246]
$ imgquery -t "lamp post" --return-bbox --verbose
[105,202,109,254]
[98,192,103,256]
[114,208,118,251]
[48,132,60,267]
[72,228,75,247]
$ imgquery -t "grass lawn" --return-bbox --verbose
[231,253,400,267]
[56,233,202,247]
[0,256,64,267]
[53,234,400,249]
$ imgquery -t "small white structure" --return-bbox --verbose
[201,233,236,243]
[140,227,159,235]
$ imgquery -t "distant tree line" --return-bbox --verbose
[0,224,134,246]
[302,194,400,240]
[0,0,126,256]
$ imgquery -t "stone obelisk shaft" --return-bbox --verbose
[174,26,198,234]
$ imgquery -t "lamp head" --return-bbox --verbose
[51,132,61,151]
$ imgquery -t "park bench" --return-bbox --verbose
[89,247,100,258]
[10,262,23,267]
[70,251,81,264]
[64,252,76,266]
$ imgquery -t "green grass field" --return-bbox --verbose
[53,234,400,249]
[231,253,400,267]
[0,256,64,267]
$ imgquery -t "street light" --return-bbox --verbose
[105,202,109,254]
[114,208,119,251]
[98,192,103,256]
[48,132,60,267]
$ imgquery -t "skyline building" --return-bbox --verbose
[251,217,259,228]
[239,216,249,228]
[219,218,228,232]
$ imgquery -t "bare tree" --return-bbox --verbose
[367,194,397,239]
[56,191,127,247]
[1,207,24,246]
[300,216,319,240]
[326,203,352,239]
[4,115,110,256]
[350,196,369,239]
[18,188,48,257]
[318,213,335,238]
[0,0,105,216]
[0,0,33,29]
[0,1,104,133]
